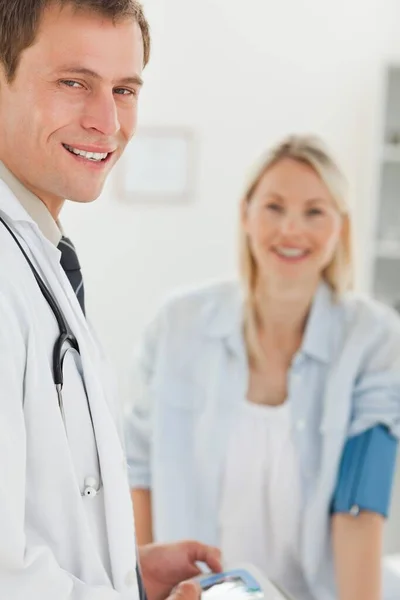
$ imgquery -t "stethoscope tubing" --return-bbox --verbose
[0,216,102,497]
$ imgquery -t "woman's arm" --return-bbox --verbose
[330,425,398,600]
[125,308,163,546]
[131,489,153,545]
[332,511,384,600]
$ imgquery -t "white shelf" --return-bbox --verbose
[369,66,400,314]
[375,240,400,259]
[382,144,400,163]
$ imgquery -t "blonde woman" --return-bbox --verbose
[125,135,400,600]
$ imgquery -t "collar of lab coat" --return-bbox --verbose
[0,178,62,261]
[201,279,338,365]
[0,162,62,246]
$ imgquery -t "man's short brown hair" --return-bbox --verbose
[0,0,151,82]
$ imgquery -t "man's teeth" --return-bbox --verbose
[64,144,108,161]
[276,247,307,258]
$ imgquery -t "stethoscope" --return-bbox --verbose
[0,216,102,498]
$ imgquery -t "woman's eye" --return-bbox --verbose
[266,203,283,212]
[307,208,323,216]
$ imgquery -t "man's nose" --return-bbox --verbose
[81,90,120,137]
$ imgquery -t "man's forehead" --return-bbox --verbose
[36,3,143,53]
[30,7,144,78]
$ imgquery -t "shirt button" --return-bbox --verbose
[296,418,306,431]
[125,569,137,587]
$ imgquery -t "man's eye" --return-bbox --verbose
[60,80,82,89]
[114,88,135,96]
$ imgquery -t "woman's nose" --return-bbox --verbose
[279,214,303,236]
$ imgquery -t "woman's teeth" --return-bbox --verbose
[275,247,307,258]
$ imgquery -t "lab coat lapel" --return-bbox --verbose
[0,188,137,592]
[77,346,138,592]
[33,238,137,592]
[37,235,137,591]
[44,254,137,592]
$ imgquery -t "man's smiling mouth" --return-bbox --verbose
[62,143,111,162]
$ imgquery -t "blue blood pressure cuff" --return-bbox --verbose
[331,425,398,517]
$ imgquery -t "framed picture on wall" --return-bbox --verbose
[115,126,196,203]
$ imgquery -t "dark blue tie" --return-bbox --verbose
[58,236,85,315]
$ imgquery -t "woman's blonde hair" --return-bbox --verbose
[239,134,354,364]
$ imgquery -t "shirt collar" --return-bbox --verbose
[203,280,340,364]
[300,280,341,364]
[0,161,62,246]
[202,283,245,358]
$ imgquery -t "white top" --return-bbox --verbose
[219,399,312,600]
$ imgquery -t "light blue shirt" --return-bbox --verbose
[125,280,400,599]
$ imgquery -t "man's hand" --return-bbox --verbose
[139,540,222,600]
[166,581,201,600]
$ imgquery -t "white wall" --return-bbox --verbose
[62,0,396,391]
[61,0,400,550]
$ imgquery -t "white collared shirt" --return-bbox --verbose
[0,161,62,246]
[125,279,400,599]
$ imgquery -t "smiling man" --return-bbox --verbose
[0,2,146,217]
[0,2,220,600]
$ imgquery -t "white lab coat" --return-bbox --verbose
[0,180,139,600]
